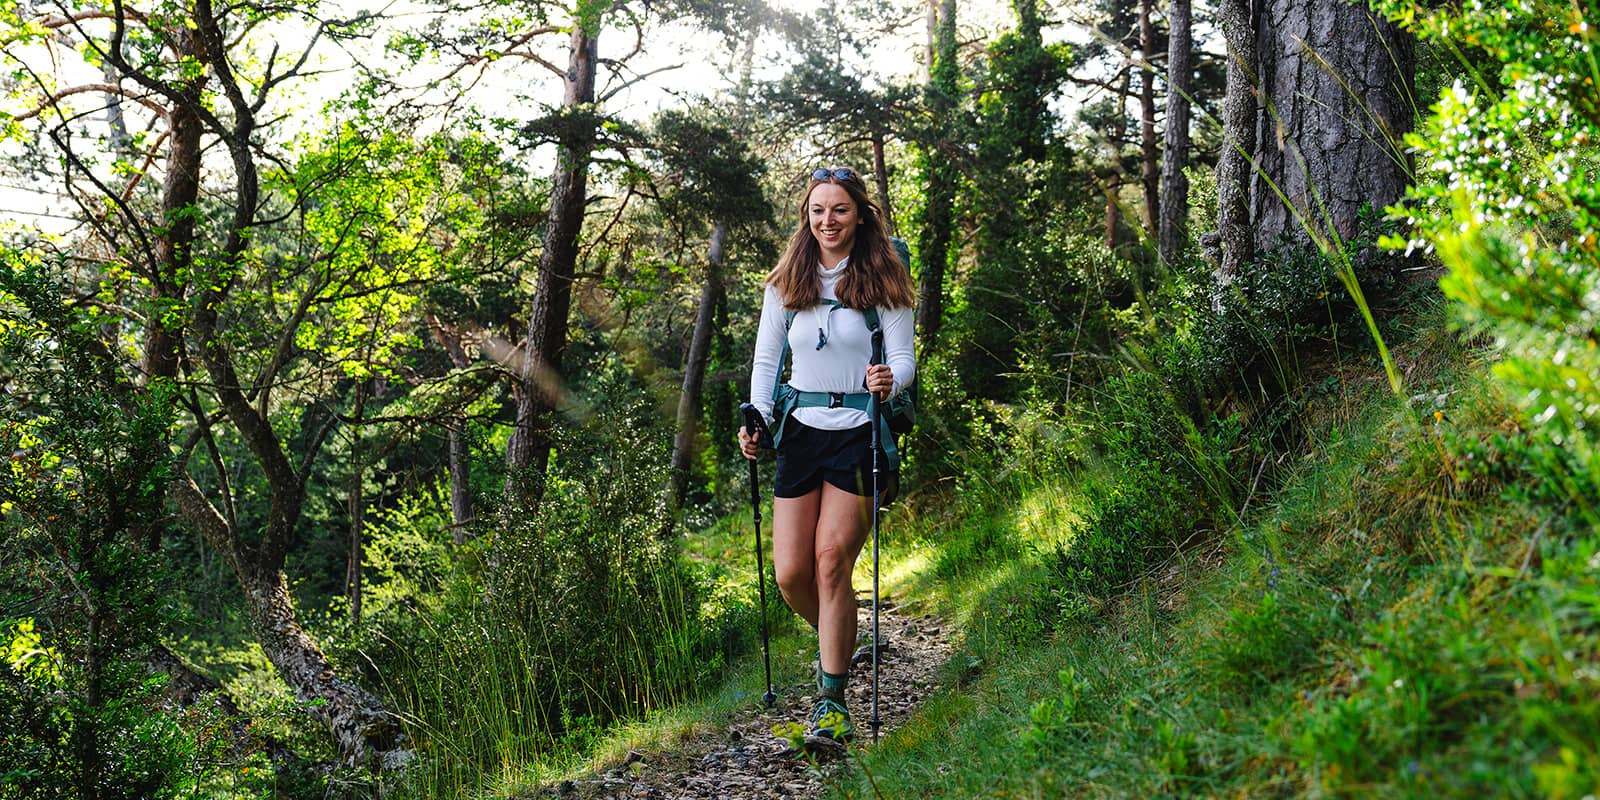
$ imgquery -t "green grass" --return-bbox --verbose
[827,321,1599,798]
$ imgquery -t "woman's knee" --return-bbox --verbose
[814,540,857,587]
[775,559,814,596]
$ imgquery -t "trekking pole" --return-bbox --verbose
[739,403,778,709]
[869,330,884,743]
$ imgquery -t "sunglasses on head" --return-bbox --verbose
[811,167,857,181]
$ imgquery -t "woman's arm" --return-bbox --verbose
[879,304,915,396]
[748,286,788,424]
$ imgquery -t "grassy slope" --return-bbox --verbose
[832,306,1599,798]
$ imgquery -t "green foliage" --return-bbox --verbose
[1381,0,1600,520]
[0,256,236,797]
[369,369,741,796]
[1051,371,1244,601]
[650,110,769,229]
[836,327,1600,798]
[1018,668,1087,752]
[956,0,1083,401]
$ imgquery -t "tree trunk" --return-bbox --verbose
[1139,0,1160,235]
[1217,0,1258,280]
[1158,0,1193,266]
[246,566,402,764]
[426,317,476,539]
[1104,174,1122,250]
[660,223,726,532]
[92,0,410,770]
[505,24,600,506]
[170,477,406,766]
[346,381,367,628]
[915,0,957,348]
[1250,0,1414,254]
[448,427,473,543]
[140,32,203,387]
[872,129,895,235]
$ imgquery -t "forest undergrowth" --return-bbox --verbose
[829,299,1598,798]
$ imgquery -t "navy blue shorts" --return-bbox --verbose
[774,419,897,500]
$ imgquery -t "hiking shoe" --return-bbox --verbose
[807,697,854,742]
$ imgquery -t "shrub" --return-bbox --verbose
[0,256,238,797]
[1380,0,1600,521]
[1051,371,1244,601]
[377,368,735,792]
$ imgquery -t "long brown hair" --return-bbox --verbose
[766,168,916,311]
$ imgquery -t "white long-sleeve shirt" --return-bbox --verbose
[749,258,916,430]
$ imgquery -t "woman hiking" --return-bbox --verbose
[739,166,916,741]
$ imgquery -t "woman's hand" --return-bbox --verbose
[738,427,760,460]
[865,364,894,400]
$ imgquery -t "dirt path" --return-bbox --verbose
[535,599,954,799]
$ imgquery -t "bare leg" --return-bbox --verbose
[772,490,822,627]
[814,482,870,676]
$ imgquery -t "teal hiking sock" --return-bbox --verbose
[817,666,848,701]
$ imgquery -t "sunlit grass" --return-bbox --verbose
[828,326,1599,798]
[1010,480,1085,549]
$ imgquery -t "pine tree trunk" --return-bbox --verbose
[1139,0,1160,234]
[1158,0,1193,266]
[915,0,958,347]
[661,223,726,532]
[1217,0,1258,280]
[872,129,895,235]
[1250,0,1414,253]
[506,24,600,506]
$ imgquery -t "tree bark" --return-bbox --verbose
[1104,174,1122,251]
[346,381,367,628]
[505,23,600,506]
[1158,0,1193,266]
[872,128,895,235]
[140,30,203,387]
[170,477,406,766]
[1139,0,1160,235]
[1217,0,1258,280]
[1250,0,1414,253]
[915,0,957,348]
[246,566,402,764]
[660,223,726,532]
[425,317,476,540]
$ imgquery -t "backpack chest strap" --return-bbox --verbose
[789,389,874,412]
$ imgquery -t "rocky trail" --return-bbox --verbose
[532,599,955,799]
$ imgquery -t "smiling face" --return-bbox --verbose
[807,182,860,264]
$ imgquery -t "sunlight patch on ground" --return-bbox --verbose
[855,535,935,606]
[1012,482,1085,550]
